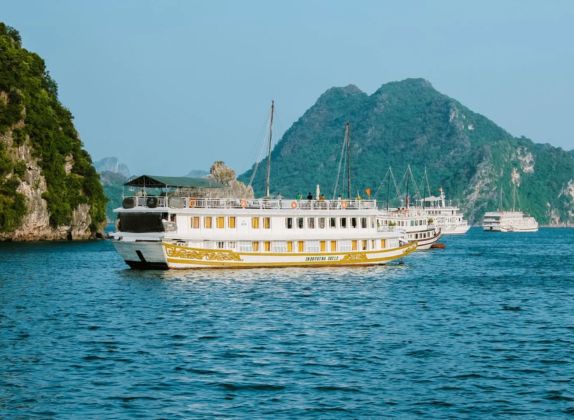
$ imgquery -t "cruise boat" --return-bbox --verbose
[482,173,538,233]
[377,208,442,250]
[418,188,470,235]
[110,176,416,269]
[482,211,538,232]
[110,110,415,269]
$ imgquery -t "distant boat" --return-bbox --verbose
[482,173,538,233]
[418,187,470,235]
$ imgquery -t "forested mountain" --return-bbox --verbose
[240,78,574,224]
[0,23,106,239]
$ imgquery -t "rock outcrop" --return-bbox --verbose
[0,23,106,240]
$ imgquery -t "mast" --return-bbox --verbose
[265,100,274,198]
[512,182,517,212]
[386,168,391,211]
[345,122,351,199]
[405,165,410,209]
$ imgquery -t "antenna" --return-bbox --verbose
[265,100,274,198]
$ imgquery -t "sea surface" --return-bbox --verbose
[1,228,573,418]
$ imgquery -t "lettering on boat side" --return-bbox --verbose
[305,256,339,262]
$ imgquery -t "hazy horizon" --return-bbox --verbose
[4,0,574,175]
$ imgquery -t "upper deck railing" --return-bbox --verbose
[120,196,378,211]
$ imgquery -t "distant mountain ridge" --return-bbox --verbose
[240,78,574,224]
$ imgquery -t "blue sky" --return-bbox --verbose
[3,0,574,175]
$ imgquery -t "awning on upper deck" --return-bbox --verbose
[125,175,225,189]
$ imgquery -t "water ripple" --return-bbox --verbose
[1,228,574,417]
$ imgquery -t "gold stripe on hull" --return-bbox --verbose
[163,242,415,269]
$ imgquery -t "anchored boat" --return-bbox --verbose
[110,178,415,269]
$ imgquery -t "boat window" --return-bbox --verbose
[191,216,200,229]
[330,240,337,251]
[308,218,315,229]
[351,217,357,228]
[286,217,293,229]
[352,240,358,251]
[264,241,271,252]
[371,217,375,228]
[362,240,367,251]
[252,241,260,252]
[217,241,225,249]
[216,216,225,229]
[298,241,304,252]
[330,217,337,228]
[204,217,213,229]
[263,217,271,229]
[305,241,320,252]
[297,217,304,229]
[287,241,293,252]
[318,217,325,229]
[380,239,386,248]
[239,241,252,252]
[341,218,347,228]
[118,213,165,233]
[228,241,236,249]
[228,217,236,229]
[251,217,259,229]
[339,240,352,251]
[272,241,287,253]
[361,217,367,229]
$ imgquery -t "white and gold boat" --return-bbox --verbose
[110,177,415,269]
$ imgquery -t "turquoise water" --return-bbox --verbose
[1,228,573,418]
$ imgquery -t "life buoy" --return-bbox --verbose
[188,198,196,208]
[341,200,348,209]
[240,199,247,208]
[291,201,297,209]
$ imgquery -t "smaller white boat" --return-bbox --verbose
[378,208,442,250]
[418,188,470,235]
[482,174,538,233]
[482,211,538,232]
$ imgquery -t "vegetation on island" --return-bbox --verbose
[240,79,574,224]
[0,22,106,233]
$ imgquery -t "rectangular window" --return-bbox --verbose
[308,218,315,229]
[318,217,325,229]
[371,240,375,250]
[371,217,375,228]
[305,241,320,252]
[351,217,358,228]
[228,241,236,250]
[330,217,337,228]
[352,240,358,251]
[330,240,337,252]
[228,217,236,229]
[264,241,271,252]
[297,217,304,229]
[298,241,304,252]
[191,216,200,229]
[239,241,252,252]
[216,216,225,229]
[286,217,293,229]
[251,217,259,229]
[339,240,352,252]
[252,241,259,252]
[361,240,367,250]
[217,241,225,249]
[204,217,212,229]
[361,217,367,229]
[272,241,287,253]
[263,217,271,229]
[320,241,326,252]
[341,218,347,228]
[380,239,386,249]
[287,241,293,252]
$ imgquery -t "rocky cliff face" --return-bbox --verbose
[0,23,106,240]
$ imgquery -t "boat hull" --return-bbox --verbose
[415,230,442,250]
[112,240,168,269]
[163,241,416,269]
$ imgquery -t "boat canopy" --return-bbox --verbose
[125,175,225,189]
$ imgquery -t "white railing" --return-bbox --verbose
[122,196,378,211]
